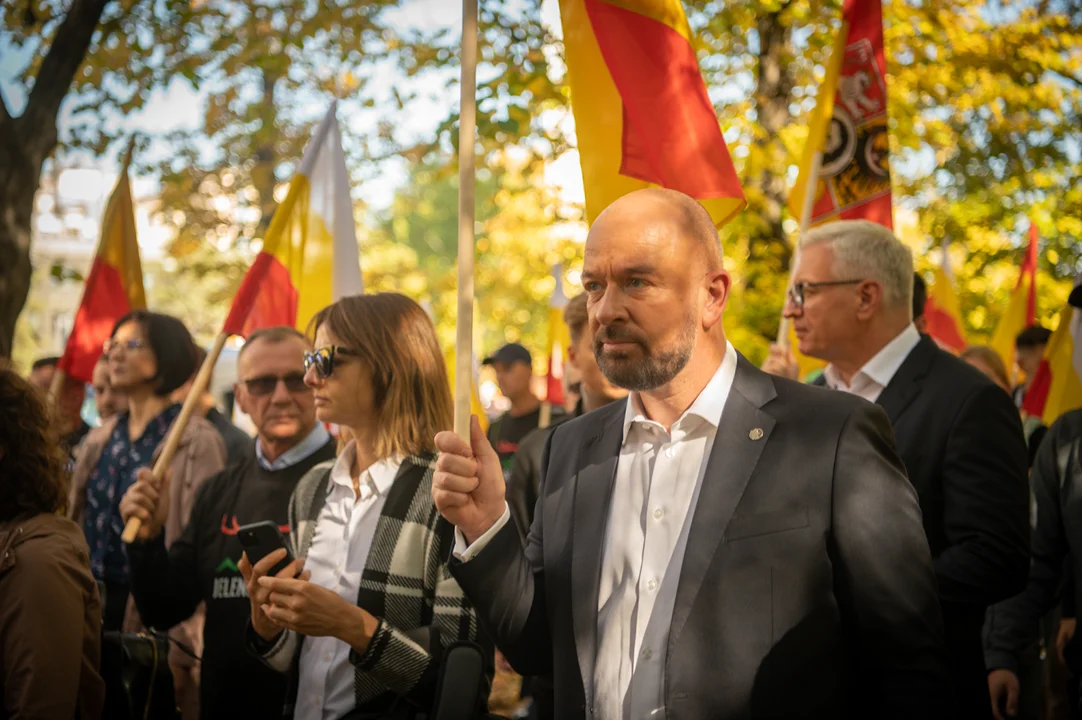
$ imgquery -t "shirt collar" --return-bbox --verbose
[621,341,738,442]
[256,423,331,471]
[824,324,921,391]
[327,440,401,496]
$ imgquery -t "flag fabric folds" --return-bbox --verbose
[789,0,892,228]
[1021,274,1082,425]
[223,102,363,337]
[545,265,571,405]
[58,146,146,383]
[924,246,967,354]
[559,0,745,227]
[989,223,1039,376]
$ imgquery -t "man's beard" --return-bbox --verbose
[593,317,695,392]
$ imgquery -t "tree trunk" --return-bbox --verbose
[749,8,796,284]
[0,150,39,361]
[0,0,111,361]
[251,67,280,240]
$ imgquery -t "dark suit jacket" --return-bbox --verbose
[452,355,952,720]
[985,410,1082,674]
[815,334,1030,718]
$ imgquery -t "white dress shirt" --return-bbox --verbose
[293,441,401,720]
[456,342,738,720]
[822,323,921,403]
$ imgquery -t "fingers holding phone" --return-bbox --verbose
[240,548,305,641]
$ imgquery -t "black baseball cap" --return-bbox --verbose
[482,343,532,367]
[1070,284,1082,309]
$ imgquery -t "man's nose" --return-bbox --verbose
[270,378,295,404]
[782,295,802,320]
[593,286,627,326]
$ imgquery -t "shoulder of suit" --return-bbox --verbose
[902,344,1011,413]
[766,372,866,409]
[1049,409,1082,444]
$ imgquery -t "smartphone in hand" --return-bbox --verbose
[237,521,295,576]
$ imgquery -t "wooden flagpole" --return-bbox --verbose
[121,331,228,543]
[777,150,822,345]
[454,0,478,441]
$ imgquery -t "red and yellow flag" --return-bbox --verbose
[1021,275,1082,425]
[989,223,1039,375]
[544,265,572,405]
[789,0,892,227]
[559,0,745,226]
[924,245,967,354]
[223,103,363,337]
[58,146,146,383]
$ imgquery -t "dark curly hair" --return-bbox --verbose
[0,369,69,522]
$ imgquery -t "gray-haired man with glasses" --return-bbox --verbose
[762,219,1030,718]
[118,326,337,720]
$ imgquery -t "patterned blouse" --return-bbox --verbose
[83,404,182,583]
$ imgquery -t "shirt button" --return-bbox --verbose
[323,652,330,662]
[653,507,664,521]
[646,578,659,592]
[642,647,653,659]
[664,447,675,458]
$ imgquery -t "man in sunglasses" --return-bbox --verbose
[119,326,336,720]
[768,219,1030,718]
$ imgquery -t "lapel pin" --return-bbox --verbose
[749,428,764,441]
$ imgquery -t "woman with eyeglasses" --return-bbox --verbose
[239,293,491,720]
[69,310,226,717]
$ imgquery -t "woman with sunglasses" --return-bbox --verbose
[69,310,227,717]
[240,293,491,719]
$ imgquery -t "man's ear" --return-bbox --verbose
[703,269,731,330]
[855,281,884,321]
[567,343,579,371]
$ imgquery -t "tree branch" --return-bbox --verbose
[17,0,111,164]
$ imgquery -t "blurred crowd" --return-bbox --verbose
[2,197,1082,720]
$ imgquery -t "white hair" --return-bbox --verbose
[799,220,913,314]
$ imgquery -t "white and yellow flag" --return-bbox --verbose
[224,101,363,336]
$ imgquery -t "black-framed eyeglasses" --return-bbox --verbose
[786,279,865,308]
[241,372,308,397]
[303,345,362,380]
[102,338,146,355]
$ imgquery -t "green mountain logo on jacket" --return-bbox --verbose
[212,556,248,599]
[215,557,239,574]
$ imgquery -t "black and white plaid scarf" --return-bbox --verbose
[285,452,482,711]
